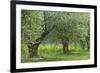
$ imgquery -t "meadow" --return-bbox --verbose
[21,43,90,63]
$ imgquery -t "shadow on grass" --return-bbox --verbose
[21,51,90,63]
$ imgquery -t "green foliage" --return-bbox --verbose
[22,43,90,62]
[38,43,63,55]
[21,10,90,62]
[21,44,29,59]
[38,43,88,55]
[21,10,44,44]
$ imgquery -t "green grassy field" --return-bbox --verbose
[21,44,90,63]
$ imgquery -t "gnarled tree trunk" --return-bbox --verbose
[28,31,51,57]
[85,36,90,50]
[80,40,85,49]
[27,11,56,57]
[61,38,69,54]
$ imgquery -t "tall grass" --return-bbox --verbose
[38,44,63,55]
[38,43,87,55]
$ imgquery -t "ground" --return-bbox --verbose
[21,51,90,63]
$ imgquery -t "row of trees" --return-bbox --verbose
[21,10,90,58]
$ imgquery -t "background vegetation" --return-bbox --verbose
[21,10,90,63]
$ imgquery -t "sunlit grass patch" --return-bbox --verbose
[21,44,90,63]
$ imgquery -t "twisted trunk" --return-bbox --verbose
[85,36,90,50]
[80,40,85,49]
[62,38,69,54]
[28,30,51,57]
[27,12,55,57]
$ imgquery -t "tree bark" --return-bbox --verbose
[62,39,69,54]
[28,27,55,57]
[28,42,39,57]
[27,12,55,57]
[28,31,50,57]
[80,40,85,49]
[86,23,90,50]
[85,36,90,50]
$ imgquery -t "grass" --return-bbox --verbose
[21,43,90,63]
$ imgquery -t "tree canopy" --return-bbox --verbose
[21,10,90,58]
